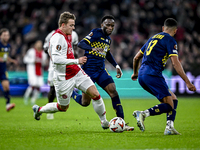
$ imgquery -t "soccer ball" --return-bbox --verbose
[109,117,126,133]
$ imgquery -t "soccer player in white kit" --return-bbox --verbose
[32,11,109,129]
[23,40,47,105]
[43,30,79,119]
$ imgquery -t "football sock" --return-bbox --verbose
[48,86,56,103]
[31,89,40,105]
[167,99,178,122]
[72,90,83,106]
[4,91,10,104]
[147,103,173,116]
[24,86,32,100]
[111,95,124,119]
[92,96,107,122]
[39,102,59,113]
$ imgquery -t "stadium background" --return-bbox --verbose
[0,0,199,98]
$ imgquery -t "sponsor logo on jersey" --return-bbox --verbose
[56,45,61,51]
[173,50,178,54]
[86,35,91,39]
[68,47,73,54]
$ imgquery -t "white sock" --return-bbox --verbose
[143,110,150,117]
[31,89,40,104]
[39,102,59,113]
[92,97,107,122]
[24,86,32,100]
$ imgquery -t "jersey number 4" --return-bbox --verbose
[146,40,158,55]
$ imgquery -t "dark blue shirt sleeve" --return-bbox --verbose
[106,51,117,67]
[77,40,93,51]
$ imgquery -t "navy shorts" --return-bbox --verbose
[0,71,8,81]
[138,74,171,101]
[89,69,114,89]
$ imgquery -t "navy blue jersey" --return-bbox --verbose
[0,41,11,73]
[81,28,112,77]
[139,32,178,77]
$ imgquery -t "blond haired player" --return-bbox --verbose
[32,12,109,129]
[43,30,79,119]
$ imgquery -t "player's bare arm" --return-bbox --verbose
[131,51,143,81]
[170,56,196,91]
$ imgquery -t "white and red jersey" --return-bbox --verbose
[44,30,78,73]
[23,48,47,76]
[23,48,47,86]
[49,29,80,80]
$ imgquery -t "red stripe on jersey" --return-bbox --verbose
[55,29,80,80]
[35,49,42,76]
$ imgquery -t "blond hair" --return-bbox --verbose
[58,12,76,27]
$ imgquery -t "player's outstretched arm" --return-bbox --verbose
[170,56,196,91]
[131,51,143,81]
[105,51,122,78]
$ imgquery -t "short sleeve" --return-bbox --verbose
[166,37,178,57]
[83,29,100,44]
[140,42,148,54]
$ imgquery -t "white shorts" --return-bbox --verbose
[53,70,94,106]
[47,69,54,86]
[28,74,44,87]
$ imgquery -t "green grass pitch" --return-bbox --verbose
[0,97,199,150]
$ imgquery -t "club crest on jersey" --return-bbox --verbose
[174,45,177,50]
[89,32,93,36]
[56,45,61,51]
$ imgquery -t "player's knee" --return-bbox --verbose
[58,104,69,112]
[109,90,118,98]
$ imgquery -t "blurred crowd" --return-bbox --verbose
[0,0,200,76]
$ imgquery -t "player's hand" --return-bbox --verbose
[92,48,104,53]
[186,82,196,92]
[78,56,87,65]
[116,65,122,78]
[131,74,138,81]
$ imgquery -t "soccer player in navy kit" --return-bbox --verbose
[72,15,134,131]
[0,28,17,111]
[131,18,196,135]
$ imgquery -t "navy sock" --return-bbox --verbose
[167,99,178,122]
[71,90,83,106]
[4,91,10,104]
[148,103,173,116]
[111,95,124,119]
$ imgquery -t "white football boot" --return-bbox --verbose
[164,120,181,135]
[32,105,42,120]
[6,103,15,112]
[133,110,146,132]
[101,120,109,129]
[124,123,134,131]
